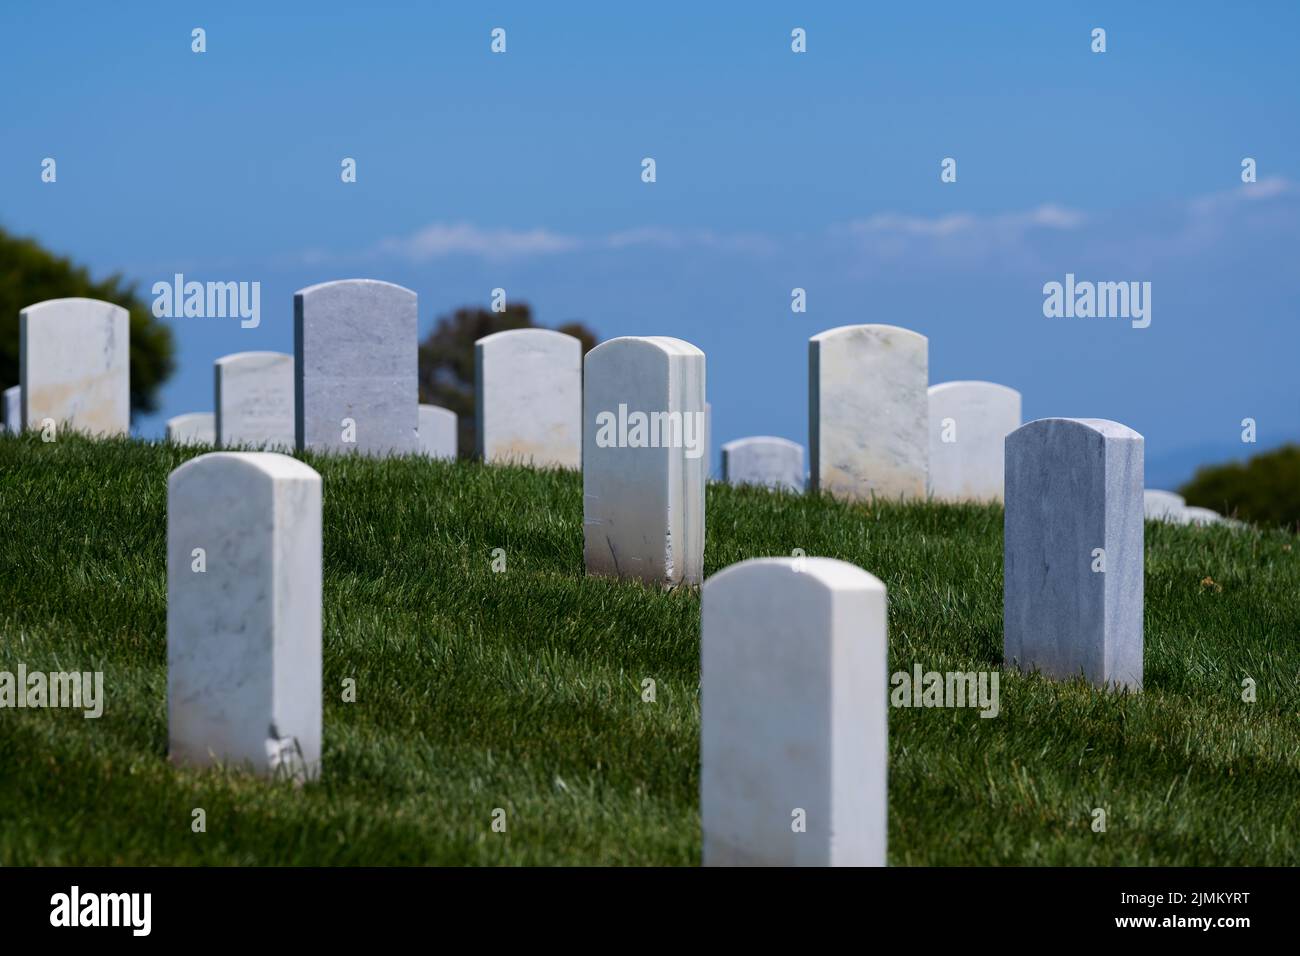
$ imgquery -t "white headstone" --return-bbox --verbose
[215,351,295,449]
[1184,505,1223,526]
[1143,489,1186,523]
[3,385,19,434]
[167,452,322,780]
[418,403,457,460]
[475,328,581,468]
[927,381,1021,501]
[702,557,888,867]
[809,324,928,502]
[721,436,805,492]
[166,412,215,446]
[583,336,706,587]
[19,298,129,436]
[1004,418,1144,690]
[294,279,417,456]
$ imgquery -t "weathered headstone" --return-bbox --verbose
[721,436,805,492]
[928,381,1021,501]
[702,557,888,867]
[1143,489,1186,523]
[294,279,417,456]
[167,452,322,780]
[3,385,19,434]
[1004,418,1143,689]
[19,298,129,436]
[583,336,706,587]
[166,412,215,446]
[809,324,928,502]
[418,403,457,460]
[474,328,581,468]
[215,351,295,448]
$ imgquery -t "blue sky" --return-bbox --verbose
[3,1,1297,487]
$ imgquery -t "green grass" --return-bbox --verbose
[1,432,1297,865]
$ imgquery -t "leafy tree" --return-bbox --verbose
[0,227,175,416]
[417,302,596,458]
[1180,444,1300,531]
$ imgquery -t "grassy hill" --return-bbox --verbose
[1,433,1297,865]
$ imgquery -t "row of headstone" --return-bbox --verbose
[1143,489,1227,526]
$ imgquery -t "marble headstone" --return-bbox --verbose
[475,328,581,468]
[1004,418,1144,690]
[1184,505,1223,526]
[418,403,458,460]
[583,336,706,587]
[166,412,215,446]
[167,452,322,780]
[19,298,129,436]
[3,385,19,434]
[1143,489,1187,523]
[721,436,805,492]
[294,279,417,456]
[927,381,1021,501]
[215,351,295,448]
[809,324,928,502]
[702,557,888,867]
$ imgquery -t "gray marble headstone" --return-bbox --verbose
[721,436,805,492]
[167,452,322,780]
[475,328,581,468]
[166,412,215,446]
[809,324,928,502]
[3,385,19,434]
[418,403,458,460]
[20,298,130,436]
[583,336,706,587]
[215,351,295,449]
[1004,418,1144,690]
[294,279,417,456]
[702,557,888,866]
[1143,489,1186,523]
[928,381,1021,501]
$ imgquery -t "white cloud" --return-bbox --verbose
[374,222,581,262]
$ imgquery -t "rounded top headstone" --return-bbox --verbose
[809,324,928,347]
[705,556,885,598]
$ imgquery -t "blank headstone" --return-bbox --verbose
[20,298,129,436]
[475,328,581,468]
[928,381,1021,501]
[294,279,417,456]
[583,336,706,587]
[167,452,322,780]
[702,557,888,867]
[1143,489,1186,523]
[166,412,215,446]
[215,351,295,448]
[1184,505,1223,526]
[3,385,19,434]
[1004,418,1143,690]
[418,403,457,460]
[721,436,805,492]
[809,324,928,502]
